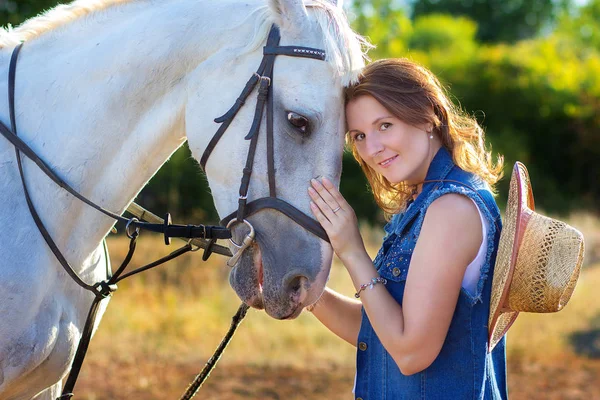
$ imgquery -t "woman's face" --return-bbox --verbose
[346,95,435,185]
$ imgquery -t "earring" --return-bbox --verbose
[429,134,433,139]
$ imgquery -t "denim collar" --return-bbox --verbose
[384,147,455,236]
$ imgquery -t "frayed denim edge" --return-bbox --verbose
[412,185,498,305]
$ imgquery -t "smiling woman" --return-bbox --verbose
[305,58,507,399]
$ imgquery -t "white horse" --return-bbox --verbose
[0,0,367,398]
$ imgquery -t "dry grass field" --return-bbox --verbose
[69,213,600,399]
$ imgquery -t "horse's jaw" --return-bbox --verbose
[228,212,333,319]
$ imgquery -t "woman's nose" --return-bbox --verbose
[366,134,384,158]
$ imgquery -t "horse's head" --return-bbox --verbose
[186,0,367,319]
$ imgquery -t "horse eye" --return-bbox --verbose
[287,112,310,134]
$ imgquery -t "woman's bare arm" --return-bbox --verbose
[309,287,363,346]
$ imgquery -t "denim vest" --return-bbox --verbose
[354,148,508,400]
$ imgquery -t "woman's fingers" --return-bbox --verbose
[310,178,342,214]
[309,200,332,229]
[321,177,350,209]
[308,186,337,221]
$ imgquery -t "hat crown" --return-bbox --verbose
[507,213,584,313]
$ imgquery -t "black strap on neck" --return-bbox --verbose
[200,25,329,242]
[1,47,230,240]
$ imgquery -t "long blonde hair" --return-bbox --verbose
[345,58,504,215]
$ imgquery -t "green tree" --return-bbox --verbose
[410,0,571,43]
[557,0,600,49]
[0,0,59,26]
[351,0,412,58]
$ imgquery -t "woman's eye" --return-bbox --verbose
[380,122,391,131]
[353,133,365,142]
[287,112,310,135]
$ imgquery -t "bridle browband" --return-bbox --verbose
[200,25,330,262]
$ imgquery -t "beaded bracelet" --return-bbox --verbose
[354,277,387,298]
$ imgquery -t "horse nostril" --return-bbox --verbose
[286,275,309,304]
[289,276,303,293]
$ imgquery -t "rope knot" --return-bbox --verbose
[93,281,118,299]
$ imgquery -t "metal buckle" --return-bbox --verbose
[125,217,140,239]
[226,219,255,267]
[259,76,271,87]
[188,239,202,252]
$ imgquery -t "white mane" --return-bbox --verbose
[0,0,136,48]
[0,0,371,85]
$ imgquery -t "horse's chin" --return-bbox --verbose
[229,239,332,320]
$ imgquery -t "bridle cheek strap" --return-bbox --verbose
[200,24,330,243]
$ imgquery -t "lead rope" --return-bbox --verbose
[180,303,250,399]
[122,206,250,400]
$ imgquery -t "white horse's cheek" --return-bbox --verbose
[307,241,333,303]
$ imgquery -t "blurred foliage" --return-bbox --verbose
[349,0,600,216]
[0,0,59,27]
[2,0,599,223]
[557,0,600,49]
[410,0,571,43]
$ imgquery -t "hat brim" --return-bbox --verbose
[488,162,533,352]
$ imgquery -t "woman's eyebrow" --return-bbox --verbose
[347,115,394,134]
[372,115,394,125]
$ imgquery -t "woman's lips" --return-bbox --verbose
[378,154,398,168]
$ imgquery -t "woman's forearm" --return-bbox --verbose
[309,287,363,346]
[340,252,408,359]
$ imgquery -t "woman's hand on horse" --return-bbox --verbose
[308,177,366,262]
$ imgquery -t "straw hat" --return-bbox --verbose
[488,162,585,352]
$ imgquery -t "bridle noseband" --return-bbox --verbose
[200,25,330,265]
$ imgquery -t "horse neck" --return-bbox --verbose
[2,0,263,264]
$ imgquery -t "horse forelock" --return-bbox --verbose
[239,1,372,87]
[305,1,372,86]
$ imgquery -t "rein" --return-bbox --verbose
[1,23,328,400]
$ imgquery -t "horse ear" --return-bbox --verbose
[269,0,309,30]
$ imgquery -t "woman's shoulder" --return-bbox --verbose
[442,166,490,192]
[424,166,501,225]
[424,193,482,236]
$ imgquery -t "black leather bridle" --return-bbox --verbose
[200,24,330,267]
[0,24,329,399]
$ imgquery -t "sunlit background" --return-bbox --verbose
[2,0,599,398]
